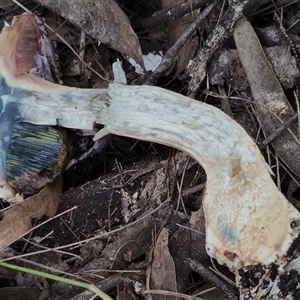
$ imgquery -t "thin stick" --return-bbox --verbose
[261,114,298,146]
[187,258,238,299]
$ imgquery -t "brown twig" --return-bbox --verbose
[187,258,238,300]
[182,182,205,197]
[261,113,298,147]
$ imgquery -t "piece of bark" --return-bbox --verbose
[34,154,171,253]
[234,16,300,176]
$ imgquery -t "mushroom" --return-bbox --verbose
[1,13,300,299]
[0,13,107,202]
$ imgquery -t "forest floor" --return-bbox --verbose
[1,0,300,299]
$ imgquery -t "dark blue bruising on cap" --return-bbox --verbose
[0,75,20,185]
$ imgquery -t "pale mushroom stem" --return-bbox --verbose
[99,84,300,299]
[98,84,300,269]
[0,72,108,204]
[7,80,300,291]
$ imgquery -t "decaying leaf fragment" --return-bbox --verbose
[35,0,144,68]
[0,178,62,250]
[150,228,177,299]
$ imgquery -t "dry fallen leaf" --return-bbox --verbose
[0,178,62,250]
[150,228,177,300]
[36,0,144,68]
